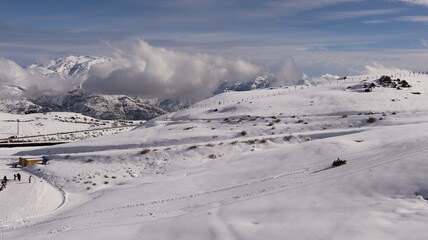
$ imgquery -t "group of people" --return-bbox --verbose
[0,173,33,191]
[13,173,22,181]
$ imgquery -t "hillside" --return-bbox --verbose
[0,72,427,240]
[0,112,141,143]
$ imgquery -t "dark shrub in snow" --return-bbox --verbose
[188,145,198,150]
[140,149,151,155]
[379,75,392,87]
[400,80,411,88]
[367,117,377,123]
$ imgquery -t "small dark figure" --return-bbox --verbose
[17,173,21,181]
[29,175,33,183]
[1,178,7,188]
[14,174,16,180]
[332,157,347,167]
[42,156,49,165]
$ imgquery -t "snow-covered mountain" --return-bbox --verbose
[33,89,167,120]
[0,84,41,114]
[215,73,275,94]
[26,55,108,81]
[1,56,172,119]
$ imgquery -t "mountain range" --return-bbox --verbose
[1,55,283,120]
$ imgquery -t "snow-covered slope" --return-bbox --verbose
[1,73,428,239]
[0,112,141,142]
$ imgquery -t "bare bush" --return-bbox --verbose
[140,149,151,155]
[284,135,294,141]
[188,145,198,150]
[367,117,377,123]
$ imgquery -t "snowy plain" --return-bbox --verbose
[1,72,428,239]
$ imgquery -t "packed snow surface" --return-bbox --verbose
[1,73,428,239]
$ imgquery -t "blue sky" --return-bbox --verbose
[1,0,428,76]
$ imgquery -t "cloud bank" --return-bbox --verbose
[361,63,411,75]
[0,57,80,99]
[0,58,30,87]
[83,40,262,100]
[274,57,303,86]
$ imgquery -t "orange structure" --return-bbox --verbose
[19,157,43,167]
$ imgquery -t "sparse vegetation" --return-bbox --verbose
[140,149,151,155]
[284,135,294,141]
[208,154,217,159]
[240,130,248,136]
[367,117,377,123]
[188,145,198,150]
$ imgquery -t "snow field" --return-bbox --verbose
[1,73,428,239]
[0,112,141,142]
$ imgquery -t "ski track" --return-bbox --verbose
[5,136,427,235]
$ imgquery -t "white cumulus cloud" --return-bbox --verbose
[361,63,411,75]
[0,57,31,87]
[83,39,262,100]
[274,56,303,86]
[0,57,80,99]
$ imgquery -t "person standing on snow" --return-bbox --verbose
[1,179,6,188]
[29,175,33,183]
[1,176,8,188]
[17,173,21,181]
[14,174,16,180]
